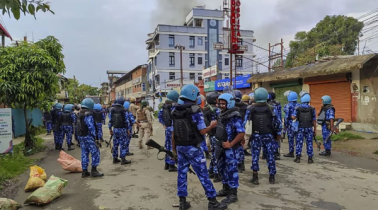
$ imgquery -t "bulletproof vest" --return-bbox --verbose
[203,106,218,136]
[215,108,241,146]
[162,103,173,127]
[317,105,335,125]
[77,110,92,136]
[111,106,126,128]
[130,103,138,116]
[43,112,51,121]
[93,110,103,123]
[137,108,147,122]
[172,104,203,146]
[51,109,60,124]
[297,106,314,128]
[60,111,72,126]
[235,102,247,120]
[248,104,273,135]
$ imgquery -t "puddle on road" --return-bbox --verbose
[310,200,345,210]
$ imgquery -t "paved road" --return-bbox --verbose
[12,122,378,210]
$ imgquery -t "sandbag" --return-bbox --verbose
[0,198,22,210]
[24,175,68,205]
[57,151,82,172]
[29,166,47,181]
[24,166,47,192]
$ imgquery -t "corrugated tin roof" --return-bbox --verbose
[247,54,378,83]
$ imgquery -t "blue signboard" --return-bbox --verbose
[215,74,251,91]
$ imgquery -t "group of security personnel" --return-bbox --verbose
[157,83,337,210]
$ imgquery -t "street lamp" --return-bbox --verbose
[175,44,185,88]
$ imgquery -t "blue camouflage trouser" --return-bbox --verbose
[125,134,132,154]
[45,121,52,133]
[102,113,106,125]
[322,126,332,150]
[236,144,244,163]
[53,126,63,146]
[296,127,314,157]
[61,125,73,146]
[164,127,175,165]
[208,136,218,174]
[218,147,239,188]
[176,145,217,198]
[79,136,100,170]
[201,139,208,152]
[96,122,103,140]
[287,125,296,153]
[251,134,277,175]
[113,128,128,158]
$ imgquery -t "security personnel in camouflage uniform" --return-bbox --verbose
[245,87,282,185]
[77,98,104,178]
[136,100,152,149]
[60,104,75,151]
[215,93,245,205]
[268,92,282,160]
[318,95,336,156]
[158,90,179,172]
[197,95,212,159]
[123,101,135,156]
[171,84,227,210]
[129,97,140,137]
[73,104,81,146]
[51,103,64,150]
[93,104,104,142]
[241,95,251,155]
[233,90,247,173]
[283,91,298,158]
[293,92,316,163]
[43,110,52,135]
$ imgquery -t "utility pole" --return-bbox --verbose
[175,44,185,88]
[268,39,284,72]
[281,38,284,71]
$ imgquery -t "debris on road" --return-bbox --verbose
[0,198,22,210]
[24,166,47,192]
[57,151,82,172]
[24,175,67,205]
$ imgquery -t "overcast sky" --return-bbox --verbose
[1,0,377,86]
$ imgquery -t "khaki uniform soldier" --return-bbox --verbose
[136,100,153,149]
[129,97,140,137]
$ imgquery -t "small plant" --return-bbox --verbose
[374,150,378,155]
[314,132,364,142]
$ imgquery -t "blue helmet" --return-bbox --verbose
[167,90,179,103]
[287,91,298,102]
[178,99,184,105]
[53,103,63,110]
[218,93,235,109]
[249,93,254,98]
[254,87,268,103]
[81,98,95,110]
[233,90,242,103]
[94,103,102,111]
[322,95,332,105]
[64,104,73,112]
[301,94,311,103]
[123,101,130,110]
[197,95,202,105]
[115,96,125,105]
[180,84,199,102]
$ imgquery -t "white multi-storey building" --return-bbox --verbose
[146,6,256,96]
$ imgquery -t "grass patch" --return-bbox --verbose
[315,131,364,142]
[34,126,47,136]
[154,111,159,118]
[374,150,378,155]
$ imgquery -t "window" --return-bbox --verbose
[198,73,203,81]
[169,52,175,66]
[189,36,195,48]
[189,53,195,66]
[190,73,195,80]
[198,37,203,45]
[169,35,175,47]
[238,38,243,46]
[154,57,157,66]
[169,72,175,80]
[225,58,229,66]
[198,57,203,65]
[236,56,243,67]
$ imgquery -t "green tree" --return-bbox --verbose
[0,0,54,20]
[0,36,65,149]
[66,78,100,104]
[285,15,364,68]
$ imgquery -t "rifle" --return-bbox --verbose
[313,135,321,151]
[105,135,113,153]
[145,139,196,175]
[324,118,344,145]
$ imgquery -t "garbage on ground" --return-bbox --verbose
[0,198,22,210]
[24,166,47,192]
[24,175,68,205]
[57,151,82,172]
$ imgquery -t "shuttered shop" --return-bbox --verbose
[310,82,351,122]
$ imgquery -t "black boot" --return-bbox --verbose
[221,188,238,204]
[238,163,243,173]
[213,174,222,183]
[81,170,90,178]
[55,145,59,150]
[269,175,275,184]
[208,197,227,210]
[244,149,251,156]
[205,151,212,159]
[169,164,177,172]
[58,145,64,151]
[251,172,259,185]
[179,197,190,210]
[319,149,331,156]
[262,153,267,160]
[91,167,104,177]
[113,158,121,164]
[308,156,314,164]
[241,160,245,172]
[164,163,169,170]
[294,155,300,163]
[283,152,294,157]
[275,151,281,160]
[68,145,75,151]
[216,184,230,197]
[126,152,134,156]
[121,158,131,165]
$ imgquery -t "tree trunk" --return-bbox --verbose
[23,103,33,149]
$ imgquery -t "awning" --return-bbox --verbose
[0,23,12,41]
